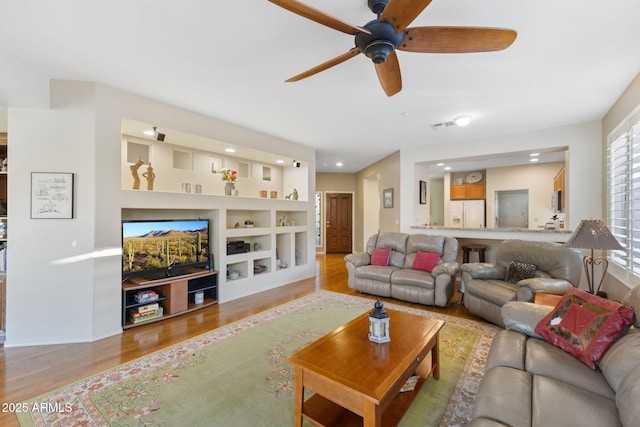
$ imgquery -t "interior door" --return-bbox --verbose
[326,193,352,253]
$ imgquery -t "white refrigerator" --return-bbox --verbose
[449,200,486,228]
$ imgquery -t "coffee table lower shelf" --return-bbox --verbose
[302,377,426,427]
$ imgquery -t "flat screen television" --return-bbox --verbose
[122,218,210,279]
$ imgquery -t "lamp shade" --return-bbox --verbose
[564,219,623,251]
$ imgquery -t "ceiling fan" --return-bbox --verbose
[268,0,517,96]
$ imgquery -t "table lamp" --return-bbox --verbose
[564,219,623,297]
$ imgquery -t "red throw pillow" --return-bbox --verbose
[534,288,634,368]
[412,250,441,272]
[370,247,391,266]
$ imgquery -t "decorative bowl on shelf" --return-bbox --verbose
[254,265,267,274]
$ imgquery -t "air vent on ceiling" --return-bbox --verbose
[431,121,456,131]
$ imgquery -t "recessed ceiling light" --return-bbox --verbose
[530,153,540,157]
[224,148,236,153]
[276,159,285,164]
[336,162,343,167]
[453,115,472,127]
[143,127,156,136]
[437,162,445,166]
[444,166,452,170]
[530,158,540,162]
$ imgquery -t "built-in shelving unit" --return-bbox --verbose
[122,269,218,329]
[120,121,315,314]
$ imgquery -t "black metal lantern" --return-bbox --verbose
[368,299,390,343]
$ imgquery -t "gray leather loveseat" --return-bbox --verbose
[344,232,459,307]
[467,286,640,427]
[461,239,583,326]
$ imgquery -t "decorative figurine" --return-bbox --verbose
[130,157,144,190]
[142,163,155,191]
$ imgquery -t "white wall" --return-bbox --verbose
[5,80,316,347]
[400,121,602,232]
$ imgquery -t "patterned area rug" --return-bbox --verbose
[17,291,498,427]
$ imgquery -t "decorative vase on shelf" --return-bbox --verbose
[225,182,235,196]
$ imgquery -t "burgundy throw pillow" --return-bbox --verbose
[412,250,441,272]
[370,247,391,266]
[534,288,634,368]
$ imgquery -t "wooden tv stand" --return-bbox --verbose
[122,269,218,329]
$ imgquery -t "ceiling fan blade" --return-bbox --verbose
[380,0,433,33]
[398,27,517,53]
[374,51,402,97]
[268,0,370,35]
[286,48,361,82]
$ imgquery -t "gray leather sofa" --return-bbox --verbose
[467,286,640,427]
[461,239,583,327]
[344,232,459,307]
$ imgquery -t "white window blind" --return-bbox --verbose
[607,110,640,275]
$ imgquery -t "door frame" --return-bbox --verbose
[318,190,355,254]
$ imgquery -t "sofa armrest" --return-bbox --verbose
[516,277,574,301]
[501,301,553,338]
[431,261,459,276]
[344,252,371,268]
[460,263,505,280]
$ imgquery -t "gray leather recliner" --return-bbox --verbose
[461,239,583,327]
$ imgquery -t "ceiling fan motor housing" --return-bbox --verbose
[355,20,404,64]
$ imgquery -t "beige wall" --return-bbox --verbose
[352,151,401,252]
[485,162,564,229]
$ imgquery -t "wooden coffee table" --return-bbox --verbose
[287,308,444,427]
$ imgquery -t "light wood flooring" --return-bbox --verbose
[0,253,483,427]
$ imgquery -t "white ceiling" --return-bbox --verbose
[1,0,639,173]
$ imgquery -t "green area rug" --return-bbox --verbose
[17,291,498,427]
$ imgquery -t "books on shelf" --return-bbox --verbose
[132,302,159,313]
[129,306,163,323]
[134,289,159,303]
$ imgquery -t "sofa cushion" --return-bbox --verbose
[532,375,621,427]
[504,260,537,283]
[616,366,640,427]
[370,247,391,266]
[525,338,615,399]
[466,279,518,306]
[534,288,634,368]
[471,367,532,427]
[355,265,398,282]
[599,328,640,392]
[411,250,440,272]
[390,269,435,289]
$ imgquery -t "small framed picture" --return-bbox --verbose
[31,172,74,219]
[383,188,394,209]
[419,180,427,204]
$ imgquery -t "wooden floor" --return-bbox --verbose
[0,253,483,427]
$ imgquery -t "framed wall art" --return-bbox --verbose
[419,180,427,204]
[31,172,75,219]
[383,188,394,208]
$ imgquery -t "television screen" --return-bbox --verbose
[122,219,209,278]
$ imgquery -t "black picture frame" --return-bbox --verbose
[383,188,394,208]
[419,180,427,204]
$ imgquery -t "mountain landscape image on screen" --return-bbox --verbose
[122,220,209,275]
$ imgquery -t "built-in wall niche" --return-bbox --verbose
[238,161,250,178]
[127,141,150,163]
[263,166,271,181]
[210,156,223,173]
[173,150,193,170]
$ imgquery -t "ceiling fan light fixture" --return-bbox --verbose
[364,40,395,64]
[453,115,472,127]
